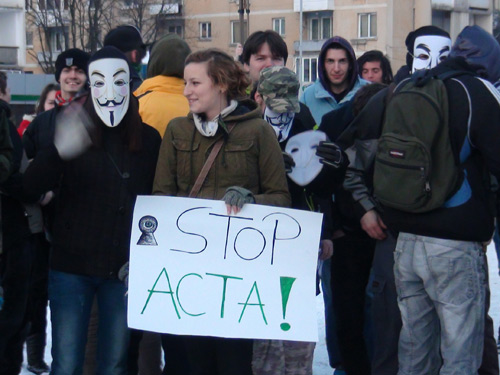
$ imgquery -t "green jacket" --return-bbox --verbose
[153,101,291,208]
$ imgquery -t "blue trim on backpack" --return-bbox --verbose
[443,171,471,208]
[459,138,471,163]
[444,138,473,208]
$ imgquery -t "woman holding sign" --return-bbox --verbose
[153,49,290,375]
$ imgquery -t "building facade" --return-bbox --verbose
[0,0,27,71]
[175,0,495,85]
[9,1,499,81]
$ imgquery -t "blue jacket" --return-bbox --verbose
[300,77,367,124]
[299,36,368,124]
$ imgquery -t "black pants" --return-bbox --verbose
[161,333,191,375]
[184,336,253,375]
[0,236,35,375]
[25,233,50,366]
[331,232,375,375]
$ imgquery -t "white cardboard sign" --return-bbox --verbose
[128,196,322,342]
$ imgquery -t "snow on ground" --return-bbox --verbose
[20,244,500,375]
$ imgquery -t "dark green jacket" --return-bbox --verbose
[153,100,291,208]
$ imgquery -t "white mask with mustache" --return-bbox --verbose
[411,35,452,73]
[89,58,130,127]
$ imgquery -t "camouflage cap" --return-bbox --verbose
[257,66,300,113]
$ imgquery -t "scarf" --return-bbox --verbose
[54,90,74,107]
[193,100,238,137]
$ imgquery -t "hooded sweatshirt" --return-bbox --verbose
[134,34,191,138]
[450,25,500,87]
[300,36,367,124]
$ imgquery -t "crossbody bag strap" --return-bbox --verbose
[189,123,235,198]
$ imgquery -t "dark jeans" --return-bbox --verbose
[184,335,253,375]
[331,232,375,375]
[49,270,129,375]
[0,236,35,375]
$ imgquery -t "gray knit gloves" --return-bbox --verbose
[223,186,255,214]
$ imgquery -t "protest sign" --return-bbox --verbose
[128,196,322,342]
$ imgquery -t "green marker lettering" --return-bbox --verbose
[206,273,243,318]
[279,276,296,331]
[176,273,206,317]
[141,268,181,319]
[238,281,267,325]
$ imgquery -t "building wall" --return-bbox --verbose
[19,0,497,81]
[0,0,26,70]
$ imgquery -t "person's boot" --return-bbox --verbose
[26,332,50,374]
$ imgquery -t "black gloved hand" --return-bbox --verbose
[223,186,255,214]
[316,141,347,169]
[282,152,295,173]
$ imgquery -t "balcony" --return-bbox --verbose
[294,0,334,13]
[0,47,18,66]
[468,0,490,10]
[432,0,490,11]
[0,0,23,10]
[293,40,326,53]
[150,2,181,15]
[432,0,454,8]
[37,51,60,63]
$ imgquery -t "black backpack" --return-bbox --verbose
[373,70,466,213]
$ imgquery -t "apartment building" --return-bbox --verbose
[16,0,498,81]
[0,0,27,71]
[178,0,494,85]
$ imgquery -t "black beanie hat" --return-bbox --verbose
[55,48,90,82]
[87,46,130,80]
[405,26,450,69]
[104,25,146,53]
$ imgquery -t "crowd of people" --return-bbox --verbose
[0,20,499,375]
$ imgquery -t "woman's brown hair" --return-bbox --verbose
[185,48,250,101]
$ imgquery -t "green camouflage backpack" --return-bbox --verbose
[373,71,463,213]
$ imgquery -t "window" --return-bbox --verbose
[199,22,211,40]
[38,0,65,10]
[432,10,451,34]
[47,27,66,52]
[309,17,331,40]
[169,25,183,37]
[358,13,377,38]
[26,31,34,48]
[295,57,318,84]
[231,20,248,44]
[273,18,285,36]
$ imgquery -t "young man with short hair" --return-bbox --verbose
[356,50,393,84]
[23,48,90,159]
[300,36,367,124]
[241,30,288,84]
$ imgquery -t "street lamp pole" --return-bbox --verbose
[239,0,245,45]
[299,0,303,85]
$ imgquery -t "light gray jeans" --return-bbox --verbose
[394,233,486,375]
